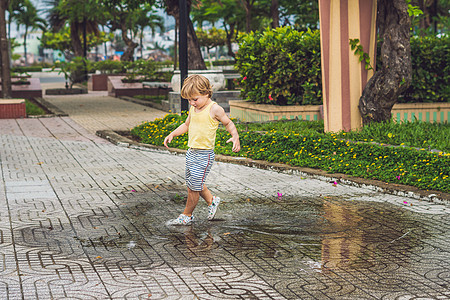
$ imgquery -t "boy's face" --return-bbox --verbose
[188,94,210,109]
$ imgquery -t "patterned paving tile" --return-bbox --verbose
[0,117,449,299]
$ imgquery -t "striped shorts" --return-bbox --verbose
[185,148,215,191]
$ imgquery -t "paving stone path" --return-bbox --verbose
[43,91,165,133]
[0,100,449,299]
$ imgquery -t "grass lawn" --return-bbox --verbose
[25,99,46,115]
[131,113,450,193]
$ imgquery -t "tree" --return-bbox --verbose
[45,0,103,58]
[191,0,245,58]
[14,0,47,66]
[131,4,164,59]
[270,0,279,28]
[410,0,448,33]
[102,0,160,62]
[104,2,138,61]
[1,0,12,98]
[164,0,206,69]
[196,27,228,62]
[7,0,24,40]
[279,0,319,30]
[358,0,412,125]
[41,26,112,59]
[196,28,227,50]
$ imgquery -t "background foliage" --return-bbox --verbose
[399,35,449,103]
[236,27,449,105]
[236,27,322,106]
[93,59,173,82]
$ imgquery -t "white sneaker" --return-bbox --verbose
[166,214,194,226]
[208,196,221,220]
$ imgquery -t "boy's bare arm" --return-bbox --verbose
[212,105,240,152]
[164,115,190,148]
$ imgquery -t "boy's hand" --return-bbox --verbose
[226,136,241,152]
[164,134,173,148]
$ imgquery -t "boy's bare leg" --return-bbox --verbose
[183,187,200,216]
[200,185,213,206]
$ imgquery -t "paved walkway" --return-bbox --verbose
[43,89,166,133]
[0,90,449,299]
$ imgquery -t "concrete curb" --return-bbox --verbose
[96,130,450,204]
[33,97,69,117]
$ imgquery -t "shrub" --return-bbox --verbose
[93,59,171,82]
[154,71,173,82]
[236,27,322,106]
[56,57,92,87]
[212,60,235,66]
[94,60,127,74]
[399,35,450,103]
[236,27,449,105]
[11,66,42,73]
[123,60,157,82]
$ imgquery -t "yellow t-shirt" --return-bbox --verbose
[188,101,219,150]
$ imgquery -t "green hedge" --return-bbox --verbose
[93,60,172,82]
[236,27,322,106]
[93,60,127,74]
[236,27,449,105]
[11,66,42,73]
[399,35,449,103]
[212,60,235,66]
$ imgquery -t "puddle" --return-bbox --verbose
[14,185,449,298]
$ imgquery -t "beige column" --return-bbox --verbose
[319,0,377,132]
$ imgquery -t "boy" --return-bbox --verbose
[164,74,240,225]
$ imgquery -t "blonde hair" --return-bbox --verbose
[181,74,213,99]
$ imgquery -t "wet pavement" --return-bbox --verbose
[1,94,450,299]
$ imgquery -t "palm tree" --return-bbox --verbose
[43,0,103,58]
[7,0,24,40]
[132,5,164,59]
[14,0,47,65]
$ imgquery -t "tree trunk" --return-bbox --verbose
[224,23,235,58]
[270,0,279,28]
[0,1,12,98]
[241,0,252,32]
[70,23,83,57]
[102,25,108,60]
[24,27,28,66]
[358,0,412,125]
[120,25,138,62]
[174,19,177,69]
[418,0,432,30]
[164,0,206,69]
[140,31,143,59]
[186,16,206,69]
[7,17,11,39]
